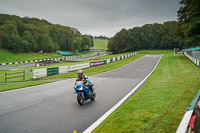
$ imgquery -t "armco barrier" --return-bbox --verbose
[113,57,116,62]
[110,58,113,63]
[176,90,200,133]
[184,52,200,67]
[107,59,110,64]
[117,56,120,61]
[32,52,137,79]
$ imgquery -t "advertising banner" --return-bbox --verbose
[47,67,59,76]
[90,61,104,67]
[103,60,107,64]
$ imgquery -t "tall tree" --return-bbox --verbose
[81,35,92,51]
[177,0,200,47]
[21,31,36,52]
[108,29,127,53]
[71,37,82,53]
[0,23,22,52]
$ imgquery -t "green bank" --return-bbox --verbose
[93,54,200,133]
[92,39,108,50]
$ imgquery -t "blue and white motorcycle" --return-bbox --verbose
[74,80,95,105]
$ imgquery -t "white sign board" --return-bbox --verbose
[59,66,69,74]
[68,63,90,72]
[33,68,47,79]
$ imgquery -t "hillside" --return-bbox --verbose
[92,39,108,50]
[0,14,93,53]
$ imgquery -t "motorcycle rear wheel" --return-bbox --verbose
[77,93,84,105]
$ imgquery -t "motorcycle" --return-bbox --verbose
[74,80,96,105]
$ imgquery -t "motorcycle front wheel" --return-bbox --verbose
[91,92,96,101]
[77,93,84,105]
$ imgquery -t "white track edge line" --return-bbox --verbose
[83,54,163,133]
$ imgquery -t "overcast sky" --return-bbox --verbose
[0,0,180,37]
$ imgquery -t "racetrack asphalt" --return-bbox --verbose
[0,54,162,133]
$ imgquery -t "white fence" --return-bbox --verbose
[184,52,200,67]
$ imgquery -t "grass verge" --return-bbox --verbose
[93,54,200,133]
[0,80,51,92]
[92,39,108,50]
[0,49,61,63]
[138,50,173,54]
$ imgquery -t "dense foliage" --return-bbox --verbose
[108,21,183,53]
[94,36,109,40]
[0,14,93,53]
[176,0,200,47]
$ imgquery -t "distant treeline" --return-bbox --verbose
[108,21,183,53]
[94,36,109,40]
[0,14,93,53]
[108,0,200,53]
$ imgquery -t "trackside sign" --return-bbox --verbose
[90,61,104,67]
[68,63,90,72]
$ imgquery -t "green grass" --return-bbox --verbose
[93,54,200,133]
[0,67,33,83]
[138,50,173,54]
[92,39,108,50]
[0,49,62,63]
[0,80,51,92]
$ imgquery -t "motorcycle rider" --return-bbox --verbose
[76,69,93,92]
